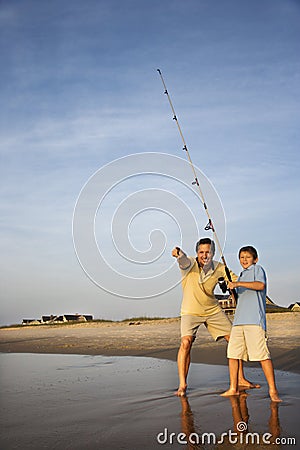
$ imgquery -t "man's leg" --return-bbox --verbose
[260,359,282,402]
[176,335,193,396]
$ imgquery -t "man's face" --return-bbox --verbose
[239,251,257,269]
[197,243,213,267]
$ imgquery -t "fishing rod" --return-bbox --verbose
[157,68,237,301]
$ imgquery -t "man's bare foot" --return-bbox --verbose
[220,388,239,397]
[175,387,187,397]
[238,381,261,389]
[269,390,282,402]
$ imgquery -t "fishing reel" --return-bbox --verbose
[218,277,228,293]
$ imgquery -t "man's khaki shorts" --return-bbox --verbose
[181,311,232,341]
[227,325,271,361]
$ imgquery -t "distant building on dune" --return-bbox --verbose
[288,302,300,312]
[22,314,93,325]
[41,314,93,323]
[22,319,42,325]
[265,295,290,312]
[217,293,288,314]
[216,294,236,315]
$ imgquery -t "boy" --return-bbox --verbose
[221,246,281,402]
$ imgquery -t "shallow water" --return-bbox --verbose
[0,354,299,449]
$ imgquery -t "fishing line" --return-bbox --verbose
[157,68,237,301]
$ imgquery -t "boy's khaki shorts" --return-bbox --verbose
[227,325,271,361]
[181,311,232,341]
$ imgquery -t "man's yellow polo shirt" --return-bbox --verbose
[179,257,237,317]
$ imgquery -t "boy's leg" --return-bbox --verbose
[224,335,259,388]
[220,358,239,396]
[221,325,249,396]
[243,325,281,401]
[205,316,258,393]
[260,359,282,402]
[205,312,248,387]
[237,359,260,388]
[206,312,255,386]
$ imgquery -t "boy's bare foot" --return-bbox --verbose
[220,388,239,397]
[269,390,282,402]
[175,387,187,397]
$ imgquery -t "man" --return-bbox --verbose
[172,237,255,396]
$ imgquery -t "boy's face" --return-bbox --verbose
[239,251,258,269]
[197,243,213,267]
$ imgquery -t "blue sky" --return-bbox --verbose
[1,0,299,325]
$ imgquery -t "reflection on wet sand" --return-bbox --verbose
[179,394,281,449]
[180,396,202,449]
[225,392,281,447]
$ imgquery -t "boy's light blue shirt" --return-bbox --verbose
[233,264,267,331]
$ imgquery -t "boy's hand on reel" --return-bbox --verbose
[227,281,237,290]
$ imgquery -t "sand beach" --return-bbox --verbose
[0,312,299,449]
[0,312,299,373]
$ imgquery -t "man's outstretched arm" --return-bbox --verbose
[171,247,192,270]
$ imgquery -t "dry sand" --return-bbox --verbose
[0,312,299,373]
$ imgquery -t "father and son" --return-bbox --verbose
[172,237,281,402]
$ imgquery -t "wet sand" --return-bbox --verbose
[0,313,299,449]
[0,312,299,373]
[0,353,299,449]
